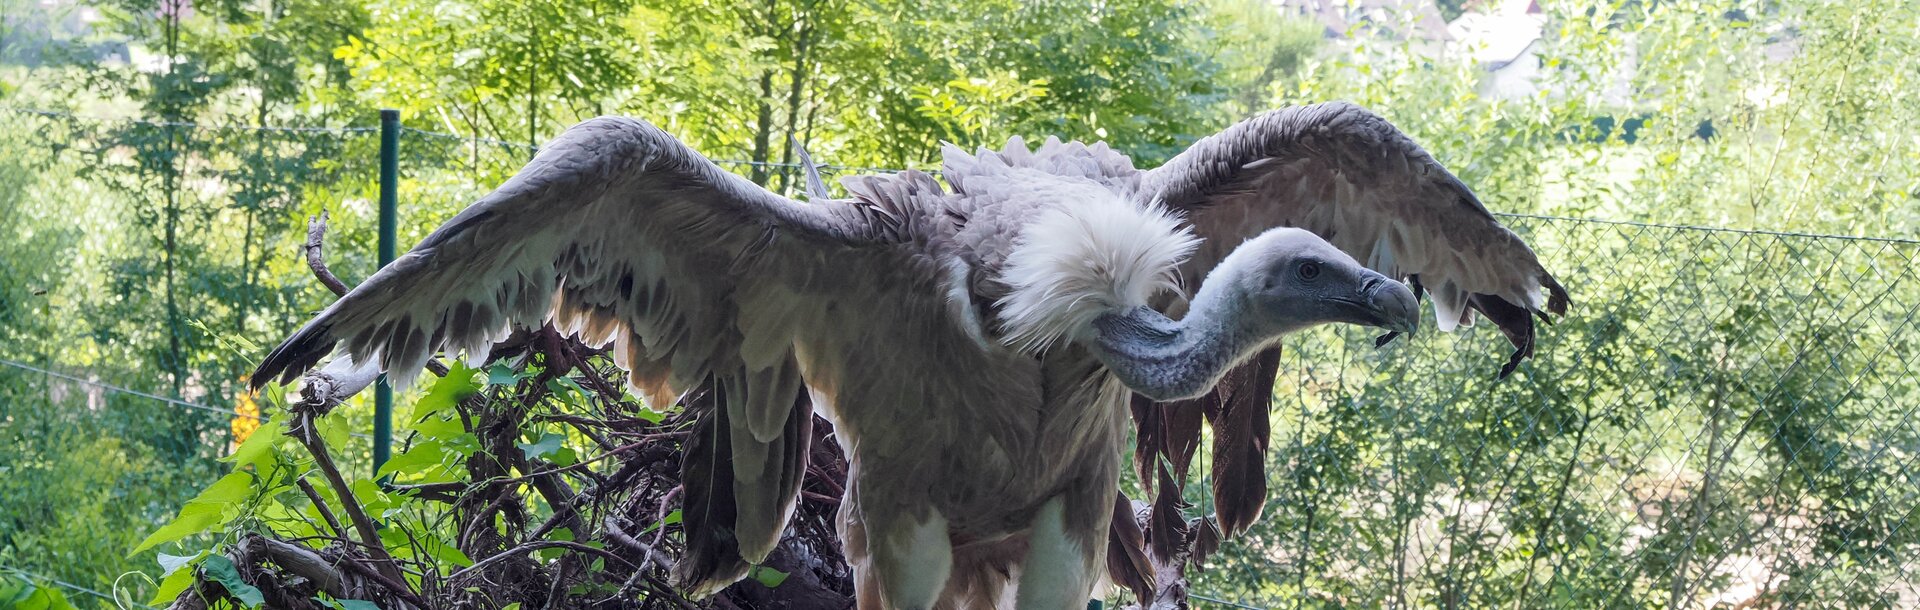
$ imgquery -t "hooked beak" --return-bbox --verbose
[1359,274,1421,336]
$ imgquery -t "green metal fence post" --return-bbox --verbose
[374,108,399,477]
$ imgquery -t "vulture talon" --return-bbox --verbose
[1374,331,1401,347]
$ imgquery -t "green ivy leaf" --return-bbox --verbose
[377,440,447,478]
[317,412,352,450]
[640,509,681,534]
[545,377,587,404]
[417,363,484,419]
[419,534,474,568]
[222,420,286,472]
[632,407,666,424]
[411,413,466,441]
[1,575,76,610]
[157,551,207,576]
[200,555,266,608]
[150,563,200,606]
[487,363,524,386]
[130,472,256,555]
[516,432,567,461]
[748,565,789,589]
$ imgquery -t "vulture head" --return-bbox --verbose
[1090,227,1420,402]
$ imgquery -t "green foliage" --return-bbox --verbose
[0,571,79,610]
[2,0,1918,607]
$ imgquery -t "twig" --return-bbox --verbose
[303,211,350,297]
[244,535,347,597]
[295,477,345,539]
[447,541,637,582]
[334,554,433,610]
[303,210,450,377]
[602,514,674,571]
[388,481,463,503]
[802,490,841,505]
[290,413,411,589]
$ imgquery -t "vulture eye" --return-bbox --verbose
[1297,261,1321,281]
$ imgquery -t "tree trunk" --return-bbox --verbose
[773,19,813,194]
[162,17,184,398]
[750,69,776,186]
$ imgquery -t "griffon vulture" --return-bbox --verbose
[251,102,1567,609]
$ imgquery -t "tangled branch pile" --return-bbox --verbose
[154,217,856,609]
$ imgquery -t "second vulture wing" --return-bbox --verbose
[1128,102,1571,541]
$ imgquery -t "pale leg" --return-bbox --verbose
[857,507,954,609]
[1013,496,1101,610]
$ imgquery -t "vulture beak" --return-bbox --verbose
[1361,274,1421,337]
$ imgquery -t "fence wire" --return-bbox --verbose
[2,107,1916,609]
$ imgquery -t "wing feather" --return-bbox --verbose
[1128,103,1573,557]
[1140,101,1569,371]
[250,116,915,596]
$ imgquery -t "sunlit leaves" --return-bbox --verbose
[0,573,77,610]
[198,554,265,608]
[129,471,257,555]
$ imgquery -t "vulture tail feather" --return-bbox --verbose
[673,380,750,597]
[1204,348,1281,537]
[1105,491,1156,602]
[1129,394,1205,486]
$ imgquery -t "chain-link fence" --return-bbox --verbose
[1,107,1915,609]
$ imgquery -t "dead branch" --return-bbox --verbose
[288,411,410,590]
[448,541,637,583]
[243,535,348,598]
[304,211,351,297]
[294,477,344,539]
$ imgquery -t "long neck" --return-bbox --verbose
[1090,282,1269,402]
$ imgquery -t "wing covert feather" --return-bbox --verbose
[1129,103,1574,558]
[249,116,921,597]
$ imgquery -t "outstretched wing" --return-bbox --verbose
[251,116,916,595]
[1128,102,1570,539]
[1142,101,1568,355]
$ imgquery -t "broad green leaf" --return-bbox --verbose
[191,471,259,507]
[200,555,265,608]
[487,363,525,386]
[377,440,447,478]
[748,565,789,589]
[545,377,587,404]
[1,579,31,607]
[9,580,76,610]
[157,550,207,576]
[316,412,352,450]
[516,432,567,461]
[131,502,228,555]
[546,446,578,467]
[418,533,474,568]
[411,413,466,441]
[130,472,255,555]
[331,600,382,610]
[223,420,286,471]
[417,363,484,418]
[150,563,200,605]
[641,509,682,534]
[632,406,666,424]
[350,479,395,514]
